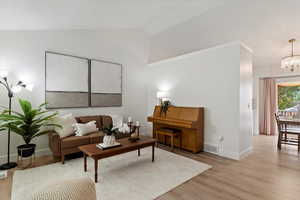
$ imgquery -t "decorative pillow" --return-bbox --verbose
[75,116,102,129]
[54,114,77,138]
[73,121,98,136]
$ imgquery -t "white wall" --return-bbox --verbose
[0,31,254,162]
[239,46,253,156]
[0,30,149,162]
[146,42,253,160]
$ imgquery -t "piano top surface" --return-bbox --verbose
[152,106,202,121]
[147,106,203,128]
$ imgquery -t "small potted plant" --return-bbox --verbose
[160,99,171,117]
[0,99,61,158]
[103,124,118,145]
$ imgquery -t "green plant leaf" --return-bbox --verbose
[32,130,53,138]
[0,99,61,144]
[18,99,32,114]
[38,102,48,109]
[42,124,62,129]
[32,112,58,124]
[0,114,23,120]
[0,107,24,117]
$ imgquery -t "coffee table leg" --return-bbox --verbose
[152,144,155,162]
[84,154,87,172]
[138,148,140,156]
[95,159,98,183]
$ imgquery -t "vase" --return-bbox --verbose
[17,144,36,158]
[103,135,116,145]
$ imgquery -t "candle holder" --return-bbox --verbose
[128,123,140,142]
[127,121,134,134]
[135,125,140,137]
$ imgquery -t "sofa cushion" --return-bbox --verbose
[61,135,90,149]
[55,114,77,138]
[89,131,105,144]
[76,116,102,130]
[73,121,98,136]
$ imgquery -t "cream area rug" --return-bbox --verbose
[12,147,211,200]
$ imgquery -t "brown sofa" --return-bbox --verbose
[48,115,130,164]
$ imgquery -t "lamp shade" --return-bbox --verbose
[0,71,8,78]
[25,84,34,91]
[157,91,169,99]
[11,85,22,93]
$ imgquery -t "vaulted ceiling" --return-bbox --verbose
[0,0,225,34]
[1,0,299,71]
[149,0,300,71]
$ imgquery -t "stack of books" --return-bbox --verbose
[96,142,121,150]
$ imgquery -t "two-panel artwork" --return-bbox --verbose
[45,52,122,108]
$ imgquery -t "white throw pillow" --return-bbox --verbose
[73,121,98,136]
[54,114,77,138]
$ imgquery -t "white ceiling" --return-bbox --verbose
[149,0,300,70]
[0,0,226,34]
[3,0,298,71]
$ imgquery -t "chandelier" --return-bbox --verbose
[281,39,300,72]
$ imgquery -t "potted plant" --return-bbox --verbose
[160,100,171,117]
[0,99,61,158]
[103,124,118,145]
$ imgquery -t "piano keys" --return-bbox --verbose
[147,106,204,153]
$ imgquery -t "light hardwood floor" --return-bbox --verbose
[1,135,300,200]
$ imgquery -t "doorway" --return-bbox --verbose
[258,76,300,136]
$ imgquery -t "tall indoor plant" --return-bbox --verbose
[0,99,61,158]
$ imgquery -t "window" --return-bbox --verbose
[278,83,300,110]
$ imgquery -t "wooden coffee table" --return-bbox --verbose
[79,136,156,183]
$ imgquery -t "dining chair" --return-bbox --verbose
[275,113,300,151]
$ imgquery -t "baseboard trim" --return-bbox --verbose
[219,150,240,160]
[218,147,253,160]
[204,143,219,155]
[239,146,253,159]
[204,143,244,160]
[0,148,51,164]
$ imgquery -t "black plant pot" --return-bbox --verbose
[17,144,36,158]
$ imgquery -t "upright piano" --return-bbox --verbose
[147,106,204,153]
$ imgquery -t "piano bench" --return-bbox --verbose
[156,128,182,151]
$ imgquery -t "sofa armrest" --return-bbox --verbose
[48,132,61,157]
